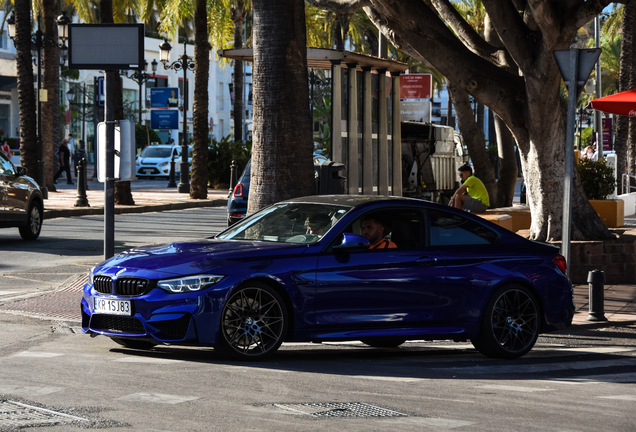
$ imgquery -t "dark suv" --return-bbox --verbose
[0,152,44,240]
[227,159,251,226]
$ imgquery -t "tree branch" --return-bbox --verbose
[570,0,614,32]
[366,1,526,131]
[304,0,370,14]
[430,0,517,74]
[481,0,536,74]
[526,0,560,47]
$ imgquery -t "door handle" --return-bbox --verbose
[416,256,439,265]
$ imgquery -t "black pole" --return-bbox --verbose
[74,157,89,207]
[92,76,98,179]
[35,16,47,199]
[104,70,116,259]
[178,39,190,194]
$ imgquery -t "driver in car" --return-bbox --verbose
[304,214,331,236]
[362,216,397,249]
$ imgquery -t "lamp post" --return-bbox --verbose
[159,38,194,194]
[7,11,71,199]
[123,59,158,125]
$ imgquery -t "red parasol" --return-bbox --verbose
[590,88,636,116]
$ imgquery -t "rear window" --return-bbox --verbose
[428,209,499,246]
[141,147,172,158]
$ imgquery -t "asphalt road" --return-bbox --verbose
[0,313,635,431]
[1,207,635,431]
[0,207,228,297]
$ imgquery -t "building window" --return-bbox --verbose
[217,82,224,111]
[0,104,9,136]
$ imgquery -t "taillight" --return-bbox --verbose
[233,183,243,197]
[554,254,567,274]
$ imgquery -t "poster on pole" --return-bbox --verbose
[150,88,179,108]
[400,74,432,99]
[400,101,431,123]
[602,118,612,151]
[151,110,179,130]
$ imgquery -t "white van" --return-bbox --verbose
[136,145,192,179]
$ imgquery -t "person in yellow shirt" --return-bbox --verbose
[449,164,490,212]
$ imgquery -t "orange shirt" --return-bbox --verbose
[370,238,397,249]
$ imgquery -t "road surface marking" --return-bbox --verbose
[476,385,553,392]
[0,386,62,396]
[116,393,199,404]
[12,352,64,358]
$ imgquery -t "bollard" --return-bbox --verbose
[74,158,90,207]
[586,269,607,321]
[167,156,177,188]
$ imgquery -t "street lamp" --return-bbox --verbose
[123,59,158,124]
[8,11,71,199]
[159,39,194,194]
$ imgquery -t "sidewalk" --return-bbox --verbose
[43,179,229,219]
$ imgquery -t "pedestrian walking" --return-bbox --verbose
[54,139,73,185]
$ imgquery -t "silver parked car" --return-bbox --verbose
[0,152,44,240]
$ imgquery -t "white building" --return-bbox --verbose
[0,13,247,162]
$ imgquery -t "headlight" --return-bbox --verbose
[158,161,169,167]
[157,274,225,293]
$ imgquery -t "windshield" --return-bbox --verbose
[141,147,173,158]
[217,202,351,244]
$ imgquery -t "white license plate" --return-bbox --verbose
[93,297,132,316]
[144,169,154,174]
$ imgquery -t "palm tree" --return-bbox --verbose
[190,0,210,199]
[248,0,314,213]
[42,0,62,192]
[13,0,38,180]
[226,0,248,144]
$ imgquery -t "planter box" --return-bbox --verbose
[590,199,624,228]
[617,193,636,216]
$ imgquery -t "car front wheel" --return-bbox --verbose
[218,282,287,361]
[472,285,540,359]
[19,201,43,240]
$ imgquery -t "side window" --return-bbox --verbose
[428,209,499,246]
[0,153,14,175]
[342,209,424,249]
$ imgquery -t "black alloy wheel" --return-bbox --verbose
[19,201,43,240]
[472,285,540,359]
[218,282,287,361]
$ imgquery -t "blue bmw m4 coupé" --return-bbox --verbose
[81,196,574,360]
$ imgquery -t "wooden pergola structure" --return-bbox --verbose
[218,48,409,196]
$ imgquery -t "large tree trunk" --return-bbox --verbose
[361,0,613,241]
[493,114,517,206]
[248,0,315,214]
[14,0,38,179]
[190,0,210,199]
[626,1,636,180]
[231,1,246,143]
[42,0,60,192]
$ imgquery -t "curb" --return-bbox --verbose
[44,198,228,219]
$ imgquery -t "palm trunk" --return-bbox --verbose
[42,0,60,192]
[14,0,38,179]
[231,2,246,143]
[190,0,210,199]
[249,0,314,214]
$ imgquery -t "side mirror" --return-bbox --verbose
[16,166,27,176]
[333,233,370,250]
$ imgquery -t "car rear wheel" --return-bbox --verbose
[218,282,287,361]
[360,338,406,348]
[19,201,43,240]
[472,284,540,359]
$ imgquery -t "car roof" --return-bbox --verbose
[282,195,427,208]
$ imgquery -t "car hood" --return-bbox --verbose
[138,157,171,164]
[94,239,310,277]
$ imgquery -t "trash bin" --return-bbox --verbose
[314,161,346,195]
